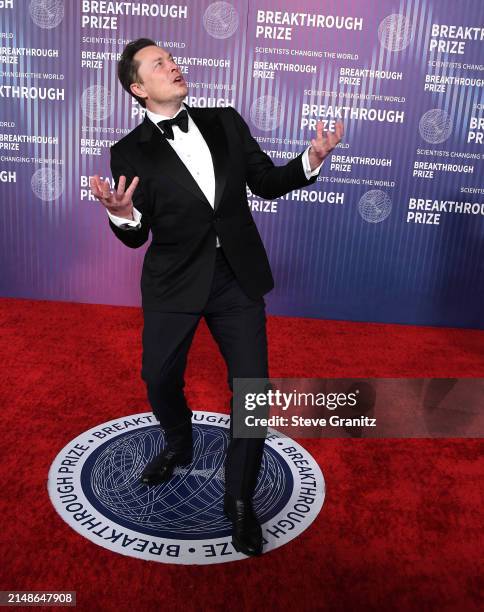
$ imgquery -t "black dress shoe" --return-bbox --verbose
[223,494,263,556]
[140,447,192,485]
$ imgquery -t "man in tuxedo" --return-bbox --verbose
[89,38,343,556]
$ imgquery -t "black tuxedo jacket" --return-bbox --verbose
[108,103,320,312]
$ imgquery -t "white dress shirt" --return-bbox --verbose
[107,103,324,247]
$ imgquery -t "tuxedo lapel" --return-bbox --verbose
[137,104,228,212]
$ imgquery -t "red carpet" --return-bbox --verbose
[0,297,482,611]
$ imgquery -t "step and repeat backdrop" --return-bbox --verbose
[0,0,483,328]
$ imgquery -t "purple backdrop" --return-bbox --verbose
[1,0,483,328]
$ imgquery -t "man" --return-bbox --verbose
[89,38,343,556]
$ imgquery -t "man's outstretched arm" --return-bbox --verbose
[228,106,343,199]
[89,146,150,249]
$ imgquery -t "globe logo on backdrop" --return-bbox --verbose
[81,86,114,121]
[250,96,284,131]
[31,166,64,201]
[378,14,414,52]
[203,1,239,39]
[358,190,392,223]
[29,0,64,29]
[419,109,453,144]
[48,412,324,565]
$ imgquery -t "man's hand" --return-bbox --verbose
[89,174,140,220]
[308,121,344,170]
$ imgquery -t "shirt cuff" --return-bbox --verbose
[107,206,142,229]
[302,145,324,179]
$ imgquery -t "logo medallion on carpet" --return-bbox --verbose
[48,411,324,564]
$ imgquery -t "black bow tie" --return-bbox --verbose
[157,109,189,140]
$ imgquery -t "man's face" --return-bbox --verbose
[131,45,187,107]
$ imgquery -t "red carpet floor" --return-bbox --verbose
[0,297,482,611]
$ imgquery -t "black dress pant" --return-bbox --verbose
[141,246,269,499]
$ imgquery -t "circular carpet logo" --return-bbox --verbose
[48,411,324,564]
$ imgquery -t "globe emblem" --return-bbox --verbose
[83,424,290,540]
[31,166,63,201]
[48,412,325,564]
[419,109,453,144]
[29,0,64,29]
[250,96,283,132]
[203,1,239,39]
[378,14,414,52]
[358,190,392,223]
[80,85,114,121]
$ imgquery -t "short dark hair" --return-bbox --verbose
[117,38,157,108]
